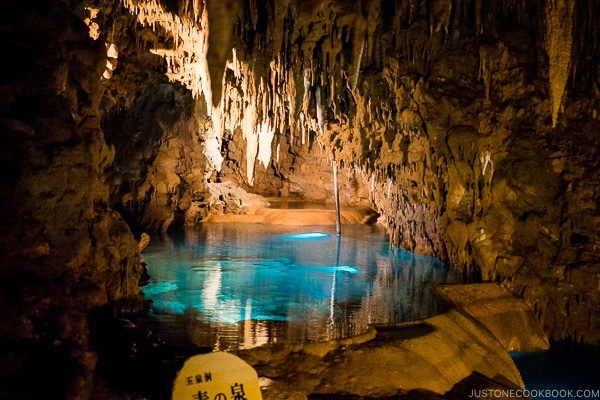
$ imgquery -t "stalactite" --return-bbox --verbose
[429,0,452,34]
[479,45,493,103]
[350,27,366,90]
[316,86,325,134]
[122,0,446,186]
[121,0,211,100]
[545,0,575,127]
[120,0,235,176]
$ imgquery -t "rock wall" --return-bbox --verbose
[104,80,214,231]
[0,1,143,398]
[107,0,600,344]
[219,124,372,205]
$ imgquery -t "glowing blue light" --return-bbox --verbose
[140,224,462,338]
[333,265,361,274]
[142,281,178,296]
[282,232,331,240]
[307,265,362,274]
[150,299,188,314]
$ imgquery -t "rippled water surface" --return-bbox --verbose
[139,223,463,350]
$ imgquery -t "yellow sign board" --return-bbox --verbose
[172,352,262,400]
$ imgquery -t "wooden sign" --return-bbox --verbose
[172,352,262,400]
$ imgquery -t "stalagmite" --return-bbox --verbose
[545,0,575,127]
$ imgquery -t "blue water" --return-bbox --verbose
[511,343,600,399]
[140,223,463,350]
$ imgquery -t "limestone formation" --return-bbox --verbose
[545,0,575,127]
[2,0,600,399]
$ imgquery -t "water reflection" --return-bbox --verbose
[139,223,463,350]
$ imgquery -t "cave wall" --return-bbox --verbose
[246,0,600,344]
[0,1,143,398]
[219,124,372,205]
[104,80,214,231]
[104,0,600,344]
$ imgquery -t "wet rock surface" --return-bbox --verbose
[205,205,379,225]
[239,309,524,399]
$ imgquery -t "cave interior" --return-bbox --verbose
[1,0,600,398]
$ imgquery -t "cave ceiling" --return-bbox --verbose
[92,0,599,183]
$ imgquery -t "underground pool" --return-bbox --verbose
[138,222,464,350]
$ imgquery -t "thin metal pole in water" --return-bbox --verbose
[329,206,342,336]
[333,160,341,235]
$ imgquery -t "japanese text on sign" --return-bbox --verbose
[171,352,262,400]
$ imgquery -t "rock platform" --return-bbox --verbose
[437,283,550,352]
[238,308,528,399]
